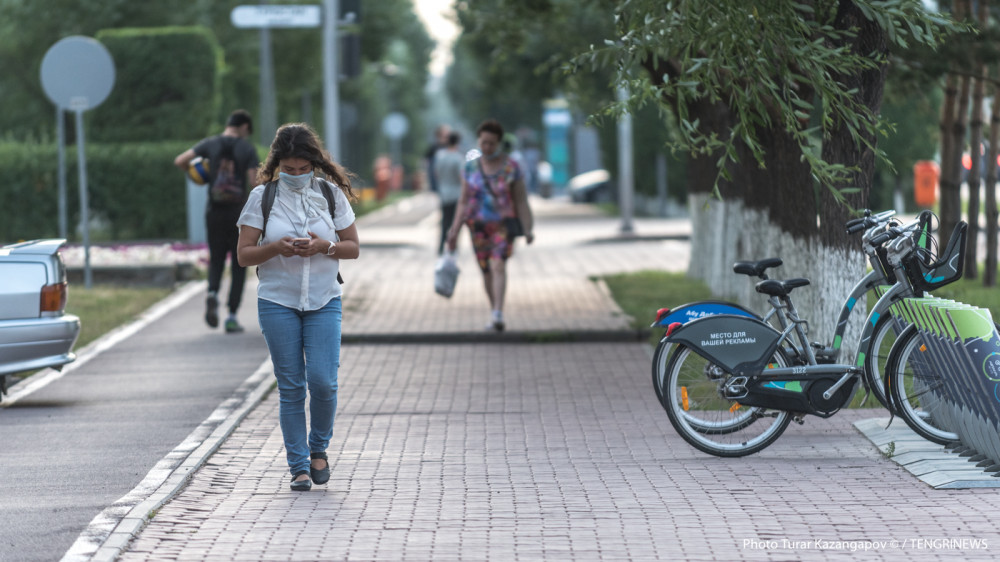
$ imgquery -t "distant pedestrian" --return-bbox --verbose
[446,118,534,331]
[434,131,463,254]
[174,109,260,333]
[235,123,360,492]
[423,124,451,194]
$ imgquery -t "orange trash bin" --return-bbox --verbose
[913,160,939,207]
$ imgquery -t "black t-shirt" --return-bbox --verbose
[193,135,260,208]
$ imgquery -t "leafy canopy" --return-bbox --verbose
[572,0,963,198]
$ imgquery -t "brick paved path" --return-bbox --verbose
[117,196,1000,561]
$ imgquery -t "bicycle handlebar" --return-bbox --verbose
[869,229,897,246]
[845,209,896,235]
[869,214,926,248]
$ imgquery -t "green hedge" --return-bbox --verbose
[91,26,223,143]
[0,140,197,243]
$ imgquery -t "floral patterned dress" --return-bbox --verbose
[462,156,522,272]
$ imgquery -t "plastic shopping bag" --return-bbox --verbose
[434,251,460,298]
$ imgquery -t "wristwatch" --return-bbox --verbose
[326,240,337,255]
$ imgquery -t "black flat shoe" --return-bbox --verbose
[310,452,330,485]
[290,471,312,492]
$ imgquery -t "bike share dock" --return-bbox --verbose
[79,195,1000,560]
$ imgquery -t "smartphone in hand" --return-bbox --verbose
[292,238,310,247]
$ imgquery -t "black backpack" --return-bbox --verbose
[209,136,246,204]
[259,178,344,284]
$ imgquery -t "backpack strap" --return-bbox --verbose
[259,180,278,241]
[258,178,344,285]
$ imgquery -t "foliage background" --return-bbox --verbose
[0,0,432,244]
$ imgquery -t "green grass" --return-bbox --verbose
[352,190,415,218]
[66,286,173,349]
[916,276,1000,319]
[864,273,1000,319]
[600,270,715,347]
[5,284,172,389]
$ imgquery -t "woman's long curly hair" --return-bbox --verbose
[257,123,358,201]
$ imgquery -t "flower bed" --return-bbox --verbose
[61,242,208,287]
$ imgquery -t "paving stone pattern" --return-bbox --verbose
[119,196,1000,561]
[122,343,1000,561]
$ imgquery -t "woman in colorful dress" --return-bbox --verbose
[446,119,534,331]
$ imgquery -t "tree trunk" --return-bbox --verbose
[941,0,972,250]
[964,0,988,280]
[939,72,957,213]
[819,2,884,251]
[985,92,1000,287]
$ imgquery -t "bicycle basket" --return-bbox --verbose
[903,221,967,292]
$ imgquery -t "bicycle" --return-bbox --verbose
[878,219,999,446]
[650,209,907,415]
[658,215,967,456]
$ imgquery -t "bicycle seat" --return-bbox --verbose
[755,278,810,297]
[732,258,783,278]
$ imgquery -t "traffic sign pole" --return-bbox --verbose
[56,107,67,239]
[74,110,92,288]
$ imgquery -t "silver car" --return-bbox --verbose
[0,239,81,396]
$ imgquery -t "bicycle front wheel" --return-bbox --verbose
[863,314,908,408]
[663,345,791,456]
[886,325,958,445]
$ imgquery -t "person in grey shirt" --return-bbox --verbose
[434,131,464,255]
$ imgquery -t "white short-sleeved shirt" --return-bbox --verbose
[237,178,356,311]
[433,148,464,205]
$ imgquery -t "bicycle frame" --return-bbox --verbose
[664,269,919,418]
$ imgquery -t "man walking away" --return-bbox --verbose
[424,124,451,194]
[174,109,260,333]
[434,131,463,254]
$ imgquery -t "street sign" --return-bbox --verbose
[40,36,115,111]
[39,36,116,290]
[231,5,322,28]
[381,112,409,140]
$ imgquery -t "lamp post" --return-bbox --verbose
[616,85,635,235]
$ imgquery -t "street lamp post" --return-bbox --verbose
[323,0,341,158]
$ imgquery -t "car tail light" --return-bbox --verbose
[40,282,67,316]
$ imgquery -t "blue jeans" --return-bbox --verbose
[258,297,341,476]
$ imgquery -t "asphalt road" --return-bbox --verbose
[0,282,268,562]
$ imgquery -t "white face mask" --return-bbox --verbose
[279,171,312,191]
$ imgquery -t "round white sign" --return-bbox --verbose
[381,112,409,140]
[40,36,115,111]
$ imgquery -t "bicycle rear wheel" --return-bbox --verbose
[886,325,957,445]
[651,338,670,405]
[663,344,791,456]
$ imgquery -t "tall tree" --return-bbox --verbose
[563,1,958,343]
[943,8,973,252]
[986,89,1000,286]
[964,0,989,279]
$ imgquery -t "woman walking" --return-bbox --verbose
[237,123,359,491]
[446,118,534,331]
